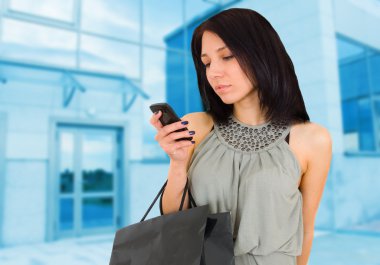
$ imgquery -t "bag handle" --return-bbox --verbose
[140,178,196,222]
[188,189,197,207]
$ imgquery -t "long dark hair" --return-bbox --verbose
[191,8,310,124]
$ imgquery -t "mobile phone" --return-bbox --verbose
[149,103,193,141]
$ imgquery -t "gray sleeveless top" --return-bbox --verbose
[187,115,303,257]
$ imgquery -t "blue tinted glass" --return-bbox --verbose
[60,132,74,193]
[342,100,359,133]
[9,0,74,22]
[82,198,113,228]
[82,0,139,42]
[166,50,186,117]
[80,34,140,78]
[142,48,170,160]
[144,0,183,48]
[186,54,204,113]
[82,170,113,192]
[358,99,375,151]
[184,1,217,51]
[60,198,73,231]
[60,170,74,193]
[143,48,166,99]
[339,59,370,100]
[336,37,365,60]
[82,133,114,192]
[375,101,380,150]
[185,0,216,24]
[0,19,76,67]
[369,54,380,94]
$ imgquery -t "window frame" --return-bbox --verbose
[337,34,380,154]
[3,0,78,27]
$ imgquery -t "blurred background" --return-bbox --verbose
[0,0,379,264]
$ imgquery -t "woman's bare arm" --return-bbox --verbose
[296,123,332,265]
[154,112,213,214]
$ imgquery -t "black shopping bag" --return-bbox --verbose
[109,179,235,265]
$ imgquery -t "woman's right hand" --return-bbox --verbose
[150,111,195,162]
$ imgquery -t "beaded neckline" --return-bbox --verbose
[214,115,290,153]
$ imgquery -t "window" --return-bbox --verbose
[0,18,77,66]
[8,0,75,23]
[80,34,140,78]
[337,36,380,152]
[81,0,140,42]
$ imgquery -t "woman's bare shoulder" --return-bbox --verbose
[292,121,331,147]
[291,121,332,165]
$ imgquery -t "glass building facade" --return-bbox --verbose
[0,0,240,245]
[0,0,380,264]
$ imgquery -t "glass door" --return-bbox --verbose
[56,126,120,237]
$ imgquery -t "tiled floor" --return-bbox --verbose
[1,231,380,265]
[309,232,380,265]
[0,234,113,265]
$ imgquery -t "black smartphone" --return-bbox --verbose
[149,103,193,141]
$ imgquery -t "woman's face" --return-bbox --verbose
[201,31,256,105]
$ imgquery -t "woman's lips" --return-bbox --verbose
[215,85,231,93]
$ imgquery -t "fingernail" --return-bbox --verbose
[191,141,195,144]
[181,121,188,125]
[189,131,195,135]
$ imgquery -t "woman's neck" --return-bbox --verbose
[232,101,267,126]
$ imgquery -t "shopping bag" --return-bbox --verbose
[109,179,235,265]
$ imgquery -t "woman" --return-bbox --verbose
[150,8,332,265]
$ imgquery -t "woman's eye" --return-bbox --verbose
[203,55,233,68]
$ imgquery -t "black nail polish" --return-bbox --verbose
[181,121,188,125]
[189,131,195,135]
[191,141,195,144]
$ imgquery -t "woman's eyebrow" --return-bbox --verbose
[201,46,227,57]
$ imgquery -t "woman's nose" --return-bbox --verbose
[208,61,224,79]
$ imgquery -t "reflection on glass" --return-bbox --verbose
[369,54,380,94]
[337,37,380,152]
[186,53,203,113]
[337,38,365,61]
[184,0,218,50]
[83,169,113,192]
[81,0,139,42]
[9,0,74,22]
[339,59,370,100]
[142,48,170,160]
[143,48,166,98]
[60,169,74,193]
[60,198,74,231]
[0,19,76,66]
[82,133,113,192]
[80,34,140,77]
[143,0,183,47]
[342,100,359,134]
[185,0,215,24]
[374,101,380,150]
[82,198,113,228]
[166,50,186,117]
[358,99,375,151]
[60,132,74,194]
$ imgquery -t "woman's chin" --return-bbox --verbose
[219,96,237,105]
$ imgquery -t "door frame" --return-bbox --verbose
[0,112,7,246]
[46,117,130,241]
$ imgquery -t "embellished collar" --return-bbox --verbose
[214,115,290,152]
